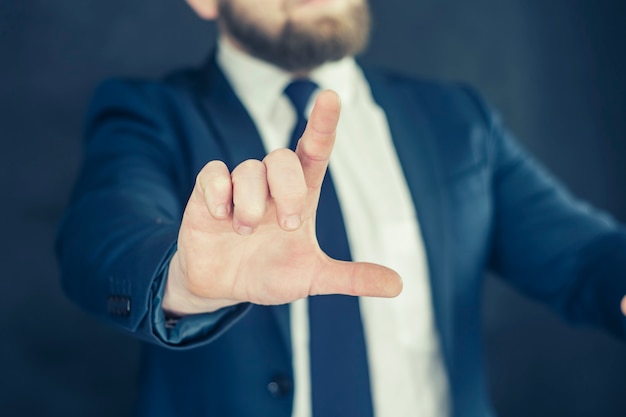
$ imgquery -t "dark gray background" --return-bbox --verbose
[1,0,625,416]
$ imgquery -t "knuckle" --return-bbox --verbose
[196,161,229,187]
[198,160,227,179]
[299,139,328,162]
[235,158,264,172]
[232,159,267,183]
[264,148,295,165]
[270,150,301,172]
[208,174,231,195]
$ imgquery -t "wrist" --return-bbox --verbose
[162,252,240,316]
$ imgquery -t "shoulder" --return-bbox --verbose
[84,65,210,140]
[359,64,507,175]
[360,64,498,128]
[89,65,204,113]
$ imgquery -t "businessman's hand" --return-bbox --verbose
[162,91,402,316]
[621,295,626,316]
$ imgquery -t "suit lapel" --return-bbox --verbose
[193,58,453,365]
[198,57,267,167]
[195,55,293,356]
[364,70,453,366]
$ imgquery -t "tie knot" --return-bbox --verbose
[284,79,319,117]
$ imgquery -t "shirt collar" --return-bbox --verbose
[216,36,360,120]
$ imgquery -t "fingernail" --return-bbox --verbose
[284,214,301,230]
[215,204,228,217]
[238,225,253,236]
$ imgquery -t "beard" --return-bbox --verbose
[217,0,371,72]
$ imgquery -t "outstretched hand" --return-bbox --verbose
[162,91,402,316]
[622,296,626,316]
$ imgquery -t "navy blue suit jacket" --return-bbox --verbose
[56,55,626,417]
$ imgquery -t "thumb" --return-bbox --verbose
[310,259,403,298]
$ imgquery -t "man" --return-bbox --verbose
[56,0,626,416]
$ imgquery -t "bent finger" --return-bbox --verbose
[264,148,307,231]
[195,160,232,220]
[231,159,269,235]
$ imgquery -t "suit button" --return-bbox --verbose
[120,296,131,316]
[107,295,131,317]
[267,374,292,398]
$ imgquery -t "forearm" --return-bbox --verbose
[57,190,251,348]
[56,189,180,342]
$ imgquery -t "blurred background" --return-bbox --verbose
[1,0,625,416]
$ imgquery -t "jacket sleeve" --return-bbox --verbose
[462,88,626,338]
[55,79,249,349]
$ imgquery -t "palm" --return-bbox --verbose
[180,195,325,305]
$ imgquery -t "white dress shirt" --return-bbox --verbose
[217,37,450,417]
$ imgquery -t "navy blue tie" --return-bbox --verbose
[284,80,374,417]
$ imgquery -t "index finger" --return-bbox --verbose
[295,90,341,190]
